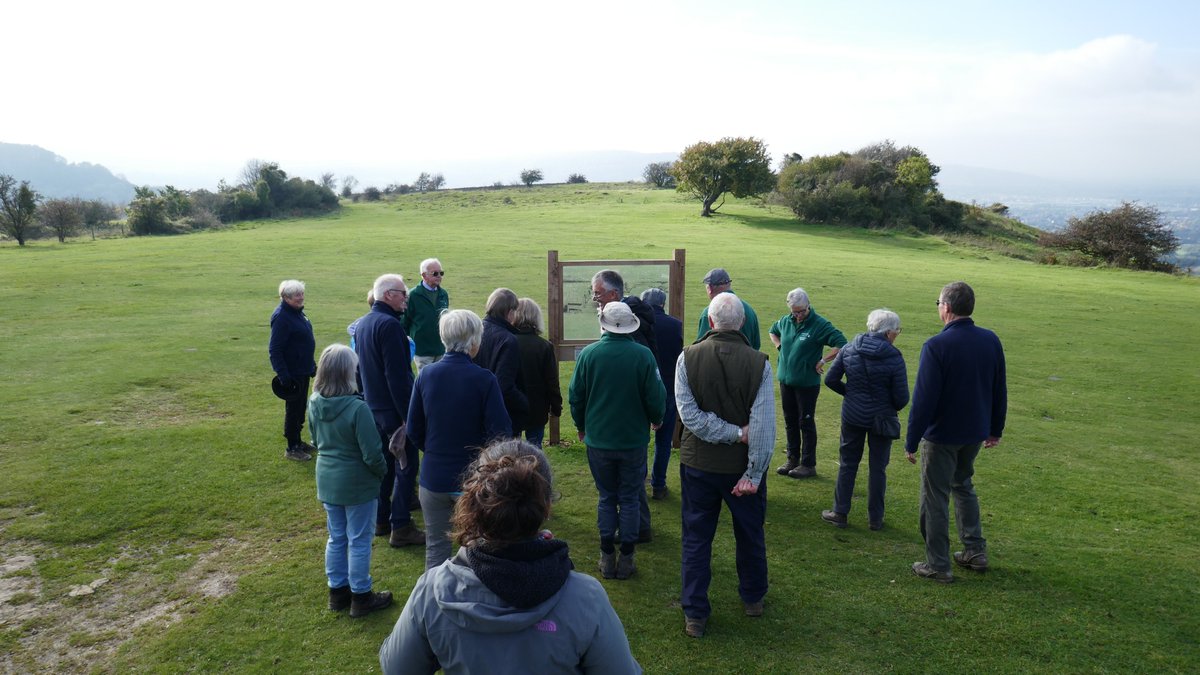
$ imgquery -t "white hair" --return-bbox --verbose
[708,293,745,330]
[278,279,305,299]
[440,309,484,354]
[786,288,809,309]
[420,258,442,274]
[866,309,901,334]
[372,274,405,300]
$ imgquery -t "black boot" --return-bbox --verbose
[328,585,351,611]
[349,590,393,618]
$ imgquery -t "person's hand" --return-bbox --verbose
[984,436,1001,449]
[577,431,585,441]
[814,360,825,374]
[906,451,917,464]
[731,478,758,496]
[738,425,749,444]
[651,422,662,431]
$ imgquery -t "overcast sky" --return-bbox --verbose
[4,0,1198,189]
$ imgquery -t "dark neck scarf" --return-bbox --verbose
[463,538,574,609]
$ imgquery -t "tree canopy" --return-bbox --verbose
[670,137,774,216]
[0,174,40,246]
[1041,201,1180,272]
[520,169,544,187]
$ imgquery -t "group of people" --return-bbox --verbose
[268,261,1007,667]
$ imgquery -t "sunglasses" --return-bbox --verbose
[425,271,445,277]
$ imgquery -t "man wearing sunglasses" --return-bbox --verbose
[406,258,450,372]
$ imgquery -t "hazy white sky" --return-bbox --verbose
[4,0,1198,189]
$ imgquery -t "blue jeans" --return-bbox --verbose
[679,464,768,620]
[918,440,987,573]
[586,446,644,546]
[832,422,893,524]
[524,425,545,448]
[324,499,377,593]
[650,396,676,489]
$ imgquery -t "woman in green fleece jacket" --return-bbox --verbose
[307,344,393,618]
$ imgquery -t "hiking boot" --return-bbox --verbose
[821,510,848,528]
[328,585,352,611]
[869,519,884,531]
[911,561,954,583]
[744,600,764,617]
[375,523,390,537]
[776,460,798,476]
[651,486,669,501]
[788,465,817,479]
[285,446,312,462]
[598,552,616,579]
[684,616,707,638]
[298,441,318,455]
[388,524,426,547]
[349,590,393,618]
[615,552,637,579]
[953,549,989,572]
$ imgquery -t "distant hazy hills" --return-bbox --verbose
[0,142,135,203]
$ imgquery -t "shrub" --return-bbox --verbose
[363,187,382,202]
[1041,202,1179,272]
[567,173,588,184]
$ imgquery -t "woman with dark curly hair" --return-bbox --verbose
[379,439,641,675]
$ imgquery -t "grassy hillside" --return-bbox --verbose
[1,183,1197,672]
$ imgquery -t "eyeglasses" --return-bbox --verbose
[387,288,408,297]
[425,271,445,277]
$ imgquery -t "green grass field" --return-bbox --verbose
[2,183,1198,672]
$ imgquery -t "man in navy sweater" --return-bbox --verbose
[355,274,425,548]
[906,281,1006,583]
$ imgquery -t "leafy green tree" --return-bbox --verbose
[643,161,676,189]
[40,198,83,243]
[341,175,358,198]
[1042,202,1180,271]
[363,186,382,201]
[127,187,171,235]
[429,173,445,190]
[670,137,774,216]
[566,173,588,184]
[81,199,118,240]
[0,174,40,246]
[520,169,544,187]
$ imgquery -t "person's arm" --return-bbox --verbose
[568,357,587,440]
[482,374,512,444]
[768,318,782,350]
[743,304,761,349]
[891,354,910,412]
[495,339,529,416]
[577,585,644,674]
[268,315,293,383]
[405,378,427,451]
[739,361,777,489]
[378,580,439,675]
[987,336,1007,447]
[824,350,847,396]
[905,342,940,458]
[642,351,666,428]
[674,353,741,445]
[544,342,563,418]
[695,310,708,342]
[358,403,387,478]
[382,323,414,417]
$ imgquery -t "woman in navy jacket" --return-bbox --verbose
[269,279,316,461]
[821,309,909,530]
[408,309,511,570]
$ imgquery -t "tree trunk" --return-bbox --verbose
[701,197,715,217]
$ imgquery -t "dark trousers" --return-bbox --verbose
[587,447,644,547]
[832,422,893,524]
[650,396,677,489]
[918,440,986,573]
[679,464,768,621]
[780,383,820,467]
[282,377,310,446]
[376,427,416,531]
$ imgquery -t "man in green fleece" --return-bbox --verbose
[569,301,666,581]
[405,258,450,372]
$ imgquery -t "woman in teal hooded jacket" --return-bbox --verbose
[308,344,392,618]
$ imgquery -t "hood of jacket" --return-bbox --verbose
[307,393,360,423]
[427,541,573,634]
[850,331,896,361]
